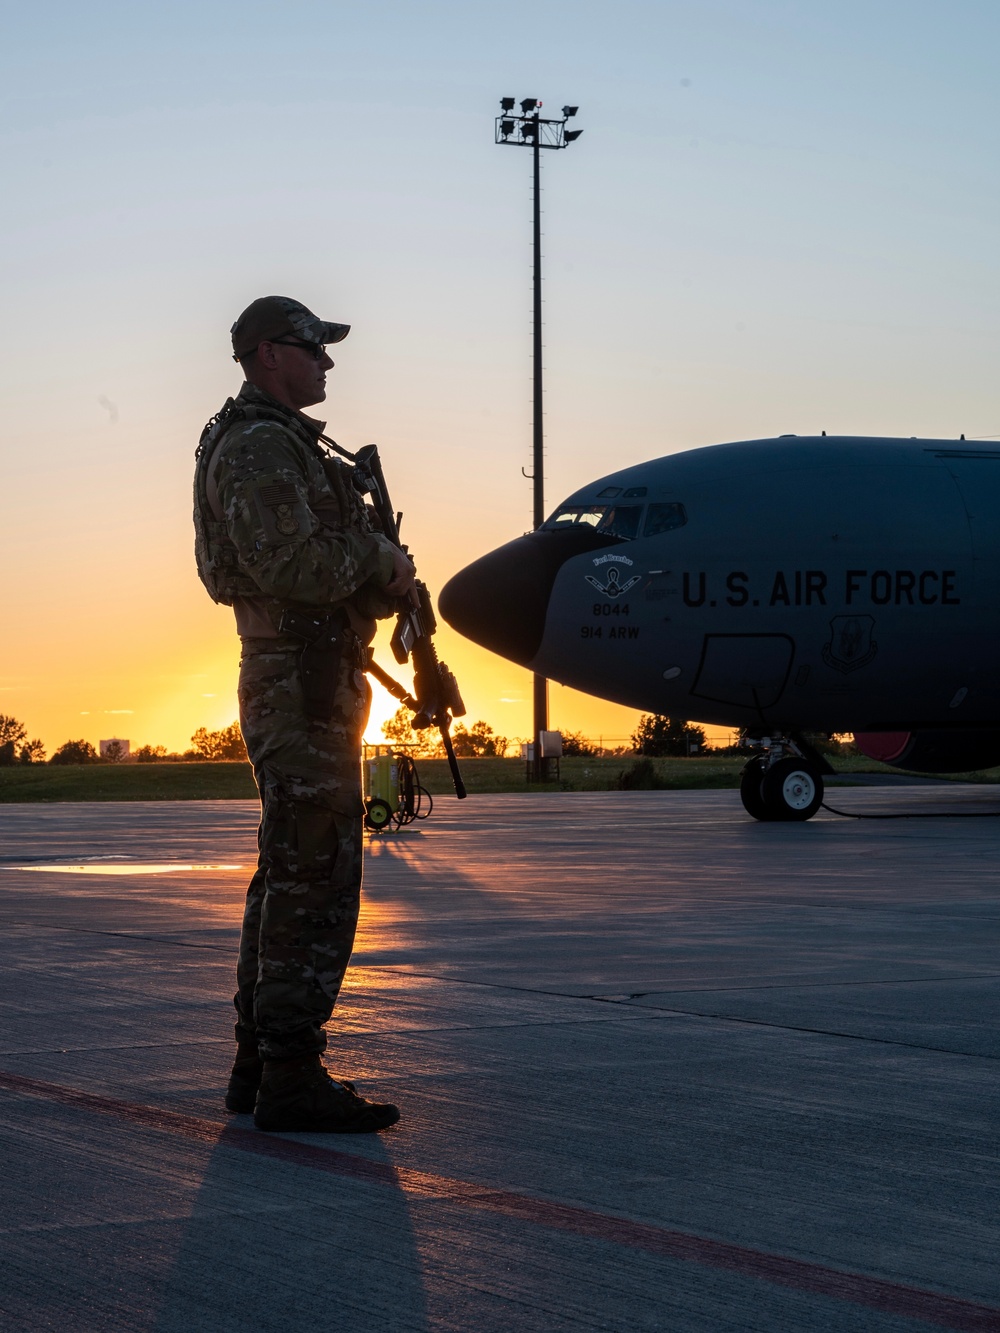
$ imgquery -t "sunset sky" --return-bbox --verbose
[2,1,998,755]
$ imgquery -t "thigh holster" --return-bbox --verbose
[278,608,350,720]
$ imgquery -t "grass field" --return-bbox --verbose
[0,762,259,802]
[3,753,996,802]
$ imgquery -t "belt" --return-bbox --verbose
[240,635,301,651]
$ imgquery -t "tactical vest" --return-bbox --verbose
[193,396,374,607]
[193,398,262,605]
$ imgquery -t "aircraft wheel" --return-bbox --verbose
[759,758,824,821]
[739,758,771,820]
[364,798,393,832]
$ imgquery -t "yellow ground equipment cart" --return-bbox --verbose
[362,745,433,833]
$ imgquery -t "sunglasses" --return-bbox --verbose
[270,338,327,360]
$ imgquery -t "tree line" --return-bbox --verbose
[0,715,249,766]
[380,707,715,758]
[1,709,771,768]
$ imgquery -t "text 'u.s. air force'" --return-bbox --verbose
[681,569,960,608]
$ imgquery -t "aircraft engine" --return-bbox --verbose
[854,731,1000,774]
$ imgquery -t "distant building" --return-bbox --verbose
[99,738,130,758]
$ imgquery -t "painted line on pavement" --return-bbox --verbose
[1,1069,996,1332]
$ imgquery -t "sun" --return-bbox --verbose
[363,676,404,746]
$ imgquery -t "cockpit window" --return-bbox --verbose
[597,505,643,539]
[643,503,687,536]
[544,504,644,540]
[545,506,607,529]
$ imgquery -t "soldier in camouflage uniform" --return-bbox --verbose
[194,296,414,1133]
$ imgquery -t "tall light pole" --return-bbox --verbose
[495,96,583,779]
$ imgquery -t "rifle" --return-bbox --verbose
[350,443,468,800]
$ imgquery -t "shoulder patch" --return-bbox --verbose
[252,480,308,541]
[258,482,299,507]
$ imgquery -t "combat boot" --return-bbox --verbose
[227,1044,358,1114]
[225,1041,264,1114]
[254,1055,400,1133]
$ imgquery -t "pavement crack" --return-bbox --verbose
[585,972,1000,996]
[0,1038,229,1057]
[370,969,999,1060]
[612,1003,1000,1061]
[13,924,232,951]
[349,1011,671,1038]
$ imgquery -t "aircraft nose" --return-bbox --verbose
[439,528,625,666]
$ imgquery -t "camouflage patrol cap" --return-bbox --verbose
[230,296,351,359]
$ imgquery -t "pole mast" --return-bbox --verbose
[530,116,548,777]
[494,97,583,781]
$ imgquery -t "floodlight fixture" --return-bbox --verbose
[520,97,539,112]
[564,129,583,143]
[500,96,516,111]
[500,118,515,138]
[562,105,578,118]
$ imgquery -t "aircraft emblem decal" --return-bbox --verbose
[822,615,878,673]
[585,560,642,599]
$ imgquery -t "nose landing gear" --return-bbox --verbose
[739,736,829,822]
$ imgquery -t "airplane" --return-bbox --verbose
[438,434,1000,821]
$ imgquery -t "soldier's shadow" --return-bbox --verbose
[149,1120,430,1333]
[146,819,520,1331]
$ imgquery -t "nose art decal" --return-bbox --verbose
[585,554,642,599]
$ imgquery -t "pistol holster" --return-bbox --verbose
[278,608,350,720]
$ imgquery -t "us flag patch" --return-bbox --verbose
[257,482,298,508]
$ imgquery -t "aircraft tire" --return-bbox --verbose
[759,758,824,821]
[739,758,771,820]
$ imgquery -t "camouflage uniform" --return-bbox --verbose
[194,382,397,1062]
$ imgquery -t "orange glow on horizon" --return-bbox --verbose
[2,599,733,758]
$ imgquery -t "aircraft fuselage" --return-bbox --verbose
[440,436,1000,734]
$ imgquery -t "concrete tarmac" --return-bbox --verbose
[0,788,998,1332]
